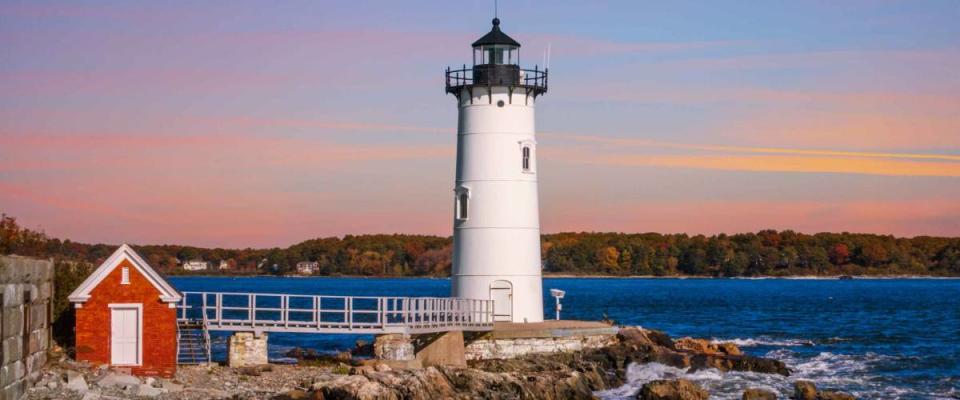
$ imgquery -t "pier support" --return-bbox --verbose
[228,332,268,367]
[373,331,466,368]
[373,334,414,360]
[413,330,466,367]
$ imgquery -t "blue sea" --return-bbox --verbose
[168,276,960,399]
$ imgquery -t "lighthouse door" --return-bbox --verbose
[489,280,513,322]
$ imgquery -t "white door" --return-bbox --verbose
[490,280,513,322]
[110,306,140,365]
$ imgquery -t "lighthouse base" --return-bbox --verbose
[452,274,544,323]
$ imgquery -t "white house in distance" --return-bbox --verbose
[182,260,209,271]
[296,261,320,275]
[445,18,548,323]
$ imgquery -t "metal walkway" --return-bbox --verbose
[175,291,495,335]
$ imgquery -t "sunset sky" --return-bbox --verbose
[2,1,959,248]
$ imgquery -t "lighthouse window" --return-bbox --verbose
[522,146,532,172]
[487,47,504,64]
[456,190,470,220]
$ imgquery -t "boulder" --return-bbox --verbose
[817,390,856,400]
[272,389,311,399]
[794,380,818,400]
[80,393,101,400]
[675,338,714,354]
[742,387,777,400]
[637,379,709,400]
[136,383,163,398]
[618,327,675,349]
[159,379,184,393]
[65,371,88,393]
[717,342,743,356]
[96,372,140,389]
[675,337,743,357]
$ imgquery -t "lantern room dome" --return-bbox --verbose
[472,18,521,48]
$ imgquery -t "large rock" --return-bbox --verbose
[794,380,818,400]
[159,379,184,392]
[96,372,140,389]
[674,338,714,354]
[310,327,792,399]
[675,338,743,357]
[136,383,163,398]
[65,371,88,393]
[817,390,856,400]
[742,388,777,400]
[619,327,675,349]
[637,379,708,400]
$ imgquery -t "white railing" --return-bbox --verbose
[176,292,495,334]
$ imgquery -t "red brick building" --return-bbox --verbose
[68,244,182,377]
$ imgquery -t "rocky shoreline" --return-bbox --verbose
[25,327,857,399]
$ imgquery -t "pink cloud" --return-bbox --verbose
[543,199,960,238]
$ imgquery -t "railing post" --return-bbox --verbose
[216,293,222,327]
[379,297,386,329]
[251,294,257,329]
[282,295,288,328]
[314,296,320,330]
[347,297,353,331]
[201,292,208,323]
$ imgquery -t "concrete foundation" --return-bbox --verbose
[373,334,414,361]
[228,332,268,368]
[373,331,467,368]
[465,320,619,360]
[413,331,466,367]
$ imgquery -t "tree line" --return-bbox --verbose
[3,213,959,277]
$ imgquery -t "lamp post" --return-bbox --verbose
[549,289,565,321]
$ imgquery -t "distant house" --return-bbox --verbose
[182,260,208,271]
[296,261,320,275]
[217,260,230,270]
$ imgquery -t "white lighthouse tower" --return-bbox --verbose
[446,18,548,323]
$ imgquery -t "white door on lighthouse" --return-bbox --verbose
[110,305,141,365]
[490,280,513,322]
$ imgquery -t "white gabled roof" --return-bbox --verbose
[68,244,182,303]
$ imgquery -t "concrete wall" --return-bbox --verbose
[0,255,54,400]
[228,332,268,368]
[464,334,616,361]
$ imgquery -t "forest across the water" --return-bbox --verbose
[2,213,958,278]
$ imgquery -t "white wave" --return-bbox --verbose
[712,337,815,347]
[596,351,941,400]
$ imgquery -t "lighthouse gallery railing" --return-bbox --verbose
[445,65,548,94]
[176,292,495,334]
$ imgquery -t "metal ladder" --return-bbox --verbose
[176,321,211,364]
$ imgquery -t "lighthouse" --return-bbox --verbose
[446,18,548,323]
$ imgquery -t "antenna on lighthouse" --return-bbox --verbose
[494,0,498,19]
[546,42,552,70]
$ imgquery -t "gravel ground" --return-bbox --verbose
[25,358,343,400]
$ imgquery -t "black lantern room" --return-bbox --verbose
[446,18,547,100]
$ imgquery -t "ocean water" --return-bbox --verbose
[168,276,960,399]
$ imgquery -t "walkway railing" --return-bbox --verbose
[175,292,495,334]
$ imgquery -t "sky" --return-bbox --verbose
[1,1,959,248]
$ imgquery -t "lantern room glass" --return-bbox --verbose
[474,45,518,66]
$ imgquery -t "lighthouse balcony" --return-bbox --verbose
[446,65,547,97]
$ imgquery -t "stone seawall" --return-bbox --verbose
[1,255,54,400]
[465,334,617,360]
